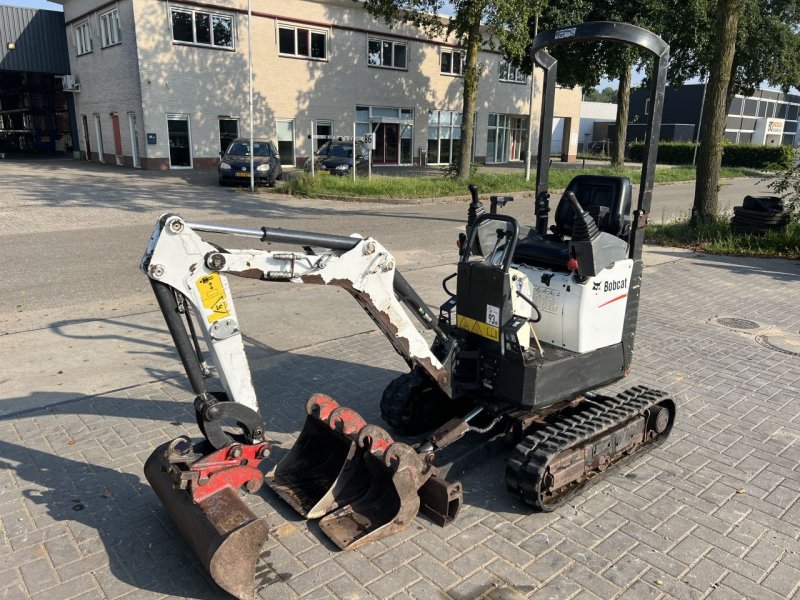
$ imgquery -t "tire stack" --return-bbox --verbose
[731,196,789,235]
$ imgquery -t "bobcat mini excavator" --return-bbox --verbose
[141,22,676,600]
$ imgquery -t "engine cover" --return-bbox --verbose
[510,259,633,353]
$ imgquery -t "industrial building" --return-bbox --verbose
[0,4,76,155]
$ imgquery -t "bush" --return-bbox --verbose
[629,141,793,169]
[760,147,800,222]
[628,141,696,164]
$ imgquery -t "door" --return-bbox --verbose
[277,119,295,166]
[128,113,141,168]
[81,115,91,160]
[110,113,123,164]
[94,115,104,162]
[218,118,238,154]
[167,114,192,168]
[373,124,399,165]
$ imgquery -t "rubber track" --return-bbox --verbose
[506,385,673,511]
[381,373,450,435]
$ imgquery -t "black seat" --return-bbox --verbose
[513,175,632,271]
[553,175,632,237]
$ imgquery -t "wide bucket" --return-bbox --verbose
[266,394,370,519]
[144,443,269,600]
[319,425,423,550]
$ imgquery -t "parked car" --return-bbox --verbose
[219,139,281,187]
[304,141,369,176]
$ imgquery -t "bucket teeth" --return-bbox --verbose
[269,394,462,550]
[266,394,370,518]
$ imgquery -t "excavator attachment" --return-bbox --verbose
[143,438,271,600]
[267,395,462,550]
[319,426,425,550]
[266,394,371,518]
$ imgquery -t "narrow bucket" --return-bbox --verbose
[266,394,370,519]
[319,425,423,550]
[144,443,269,600]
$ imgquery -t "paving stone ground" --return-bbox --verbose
[2,247,799,600]
[0,159,798,599]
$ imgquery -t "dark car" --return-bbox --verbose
[304,141,369,176]
[219,139,282,187]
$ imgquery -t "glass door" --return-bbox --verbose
[94,114,104,163]
[373,123,399,165]
[218,118,239,154]
[167,114,192,168]
[277,119,295,166]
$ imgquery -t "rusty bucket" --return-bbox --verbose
[144,442,269,600]
[318,425,425,550]
[265,394,371,519]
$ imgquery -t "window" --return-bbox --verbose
[74,21,92,55]
[100,8,121,47]
[367,39,407,69]
[440,50,463,75]
[427,110,462,165]
[171,8,233,49]
[278,25,327,60]
[499,59,526,83]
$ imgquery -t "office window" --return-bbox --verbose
[74,21,92,55]
[315,120,332,150]
[742,98,758,117]
[99,9,121,47]
[440,50,463,75]
[499,59,526,83]
[367,39,407,69]
[278,25,327,60]
[171,8,233,49]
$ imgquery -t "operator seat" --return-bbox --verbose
[514,175,633,271]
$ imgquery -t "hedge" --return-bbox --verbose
[628,141,792,169]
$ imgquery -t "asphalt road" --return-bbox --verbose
[0,158,767,332]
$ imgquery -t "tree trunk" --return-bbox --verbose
[612,64,632,168]
[457,15,482,179]
[692,0,743,225]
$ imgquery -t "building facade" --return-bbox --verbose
[627,83,800,147]
[0,5,75,154]
[55,0,582,170]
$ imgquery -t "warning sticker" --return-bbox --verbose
[196,273,230,323]
[456,314,500,342]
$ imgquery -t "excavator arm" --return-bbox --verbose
[141,213,454,441]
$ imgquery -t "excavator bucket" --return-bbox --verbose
[144,440,270,600]
[266,394,370,519]
[319,425,425,550]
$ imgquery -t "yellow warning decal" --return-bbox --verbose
[456,314,500,342]
[196,273,230,323]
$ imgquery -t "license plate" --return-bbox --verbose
[235,172,250,178]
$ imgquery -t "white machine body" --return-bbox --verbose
[508,259,634,353]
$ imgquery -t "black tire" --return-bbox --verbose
[380,372,455,435]
[219,177,228,187]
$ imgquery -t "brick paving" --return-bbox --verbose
[0,158,798,599]
[1,247,799,600]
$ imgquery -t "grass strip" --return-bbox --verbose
[281,166,759,199]
[646,217,800,259]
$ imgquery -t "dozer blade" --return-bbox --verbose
[266,394,370,519]
[144,441,270,600]
[319,425,426,550]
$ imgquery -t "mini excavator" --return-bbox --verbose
[140,22,676,600]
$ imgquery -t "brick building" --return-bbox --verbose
[54,0,582,170]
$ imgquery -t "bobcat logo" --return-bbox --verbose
[592,281,602,293]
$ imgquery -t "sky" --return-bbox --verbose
[1,0,62,11]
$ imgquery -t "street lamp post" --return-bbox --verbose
[248,0,254,192]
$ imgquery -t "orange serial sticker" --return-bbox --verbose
[196,273,230,323]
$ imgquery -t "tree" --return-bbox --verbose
[656,0,800,223]
[691,0,743,224]
[362,0,536,179]
[583,86,617,102]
